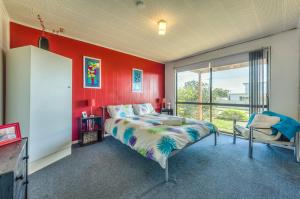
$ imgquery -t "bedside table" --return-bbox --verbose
[161,108,173,115]
[79,116,103,146]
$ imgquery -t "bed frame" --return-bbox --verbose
[101,106,218,182]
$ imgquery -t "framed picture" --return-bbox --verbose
[132,68,143,92]
[0,123,21,147]
[82,111,88,118]
[83,56,101,89]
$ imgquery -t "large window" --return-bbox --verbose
[176,53,268,133]
[176,66,210,121]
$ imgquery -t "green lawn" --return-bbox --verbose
[212,118,247,133]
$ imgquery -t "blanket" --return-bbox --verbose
[248,111,300,140]
[105,114,218,168]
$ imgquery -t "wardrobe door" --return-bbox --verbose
[6,46,31,138]
[30,47,72,162]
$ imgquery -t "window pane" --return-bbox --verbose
[177,104,210,121]
[177,68,210,103]
[259,63,268,106]
[212,105,249,133]
[212,62,249,104]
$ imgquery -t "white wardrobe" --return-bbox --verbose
[6,46,72,174]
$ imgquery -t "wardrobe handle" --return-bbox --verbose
[23,180,29,185]
[23,155,29,160]
[15,174,23,181]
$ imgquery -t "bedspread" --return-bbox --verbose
[105,114,218,168]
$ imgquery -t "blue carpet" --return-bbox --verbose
[29,135,300,199]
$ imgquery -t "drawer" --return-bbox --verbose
[13,144,27,199]
[0,139,28,199]
[15,180,26,199]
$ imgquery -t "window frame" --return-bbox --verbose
[175,56,269,133]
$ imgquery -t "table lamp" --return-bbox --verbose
[89,98,96,116]
[162,98,166,109]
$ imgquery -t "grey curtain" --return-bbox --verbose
[249,48,270,114]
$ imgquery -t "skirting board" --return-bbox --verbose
[72,140,79,144]
[28,145,72,174]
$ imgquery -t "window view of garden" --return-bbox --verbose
[176,63,250,133]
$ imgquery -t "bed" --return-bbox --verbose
[101,104,219,182]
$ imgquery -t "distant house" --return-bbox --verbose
[218,82,266,104]
[228,83,250,104]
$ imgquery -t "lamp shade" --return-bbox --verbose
[89,99,96,107]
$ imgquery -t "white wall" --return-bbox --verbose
[165,29,300,120]
[0,0,9,124]
[298,19,300,121]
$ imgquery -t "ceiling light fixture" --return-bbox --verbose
[158,20,167,35]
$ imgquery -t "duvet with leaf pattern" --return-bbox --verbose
[104,114,218,168]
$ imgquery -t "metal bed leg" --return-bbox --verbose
[233,119,237,144]
[214,131,217,146]
[294,133,300,163]
[165,158,169,182]
[249,127,253,159]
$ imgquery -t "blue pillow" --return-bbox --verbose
[246,113,256,128]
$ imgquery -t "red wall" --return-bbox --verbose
[10,22,165,141]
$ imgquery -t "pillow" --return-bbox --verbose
[122,104,135,117]
[133,103,156,115]
[249,114,280,135]
[107,104,135,118]
[250,114,280,128]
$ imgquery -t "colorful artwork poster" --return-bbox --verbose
[83,56,101,89]
[132,68,143,92]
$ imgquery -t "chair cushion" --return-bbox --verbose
[235,125,282,141]
[249,114,280,135]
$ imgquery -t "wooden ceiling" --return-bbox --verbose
[3,0,300,63]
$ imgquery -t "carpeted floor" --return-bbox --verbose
[29,135,300,199]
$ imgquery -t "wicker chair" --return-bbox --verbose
[232,119,300,162]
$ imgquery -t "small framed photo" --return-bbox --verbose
[0,123,22,147]
[82,111,88,118]
[132,68,143,92]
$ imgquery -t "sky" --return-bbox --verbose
[177,67,249,94]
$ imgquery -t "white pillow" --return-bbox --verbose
[133,103,156,115]
[107,104,135,118]
[122,104,135,117]
[249,114,280,135]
